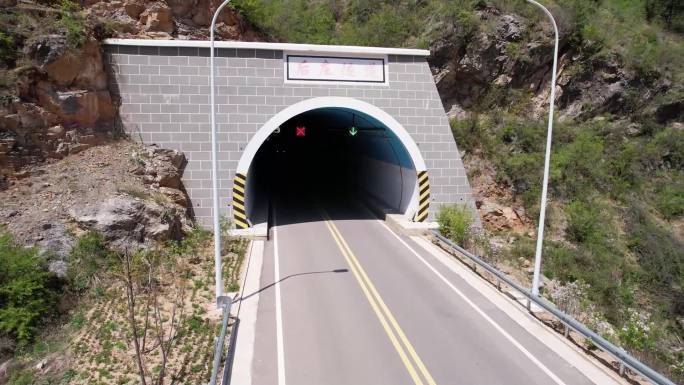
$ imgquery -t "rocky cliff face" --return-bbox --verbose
[429,6,680,125]
[427,5,682,235]
[0,33,117,190]
[86,0,262,40]
[0,0,264,192]
[0,141,193,276]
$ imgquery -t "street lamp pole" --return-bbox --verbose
[210,0,232,304]
[526,0,559,297]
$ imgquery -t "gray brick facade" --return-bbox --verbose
[104,41,474,226]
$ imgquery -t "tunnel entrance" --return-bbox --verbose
[231,97,429,229]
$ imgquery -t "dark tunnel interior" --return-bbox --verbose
[244,107,418,225]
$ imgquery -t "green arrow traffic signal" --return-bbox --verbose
[349,126,358,136]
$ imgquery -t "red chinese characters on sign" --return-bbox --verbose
[287,56,385,83]
[295,126,306,137]
[320,59,332,76]
[296,60,310,76]
[364,63,381,78]
[342,62,355,77]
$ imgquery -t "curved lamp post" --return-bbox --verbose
[210,0,232,304]
[525,0,559,297]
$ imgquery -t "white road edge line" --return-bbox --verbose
[231,238,264,385]
[273,205,287,385]
[410,236,625,385]
[377,221,568,385]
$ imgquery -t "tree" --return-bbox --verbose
[116,250,188,385]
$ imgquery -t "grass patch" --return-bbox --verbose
[0,230,60,345]
[437,204,474,247]
[57,0,86,48]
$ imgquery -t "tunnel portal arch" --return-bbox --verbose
[232,97,430,228]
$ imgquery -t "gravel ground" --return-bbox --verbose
[0,140,149,256]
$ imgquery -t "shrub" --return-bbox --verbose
[437,204,473,246]
[645,0,684,32]
[58,0,85,48]
[67,232,114,291]
[449,115,496,155]
[655,182,684,219]
[0,231,59,344]
[233,0,335,44]
[0,31,15,66]
[627,202,684,294]
[565,200,602,243]
[619,308,656,351]
[7,369,35,385]
[551,131,607,197]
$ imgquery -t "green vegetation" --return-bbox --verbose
[0,31,16,66]
[58,0,86,48]
[67,232,115,291]
[1,222,249,383]
[437,204,474,247]
[450,110,683,377]
[646,0,684,32]
[0,230,59,345]
[231,0,488,47]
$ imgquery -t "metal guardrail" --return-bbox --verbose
[209,298,233,385]
[430,230,675,385]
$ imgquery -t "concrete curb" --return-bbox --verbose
[359,194,438,236]
[231,239,265,385]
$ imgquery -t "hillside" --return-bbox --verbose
[0,0,682,383]
[0,1,255,383]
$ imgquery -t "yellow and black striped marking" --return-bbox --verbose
[232,173,248,229]
[415,170,430,222]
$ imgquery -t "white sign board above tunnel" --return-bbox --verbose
[285,54,387,85]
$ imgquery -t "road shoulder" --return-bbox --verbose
[410,235,627,385]
[231,239,265,385]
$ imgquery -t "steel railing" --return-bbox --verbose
[208,298,234,385]
[430,230,675,385]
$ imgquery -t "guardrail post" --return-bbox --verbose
[564,323,569,338]
[526,299,531,311]
[496,278,501,291]
[619,362,626,376]
[209,297,233,385]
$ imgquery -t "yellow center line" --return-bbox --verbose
[321,210,438,385]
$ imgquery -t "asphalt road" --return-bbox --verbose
[249,198,610,385]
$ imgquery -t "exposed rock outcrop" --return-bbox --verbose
[27,36,108,90]
[430,10,553,112]
[138,147,186,189]
[140,4,175,34]
[68,145,190,251]
[1,33,117,189]
[429,7,668,123]
[70,194,186,250]
[0,141,192,272]
[477,199,527,233]
[85,0,263,40]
